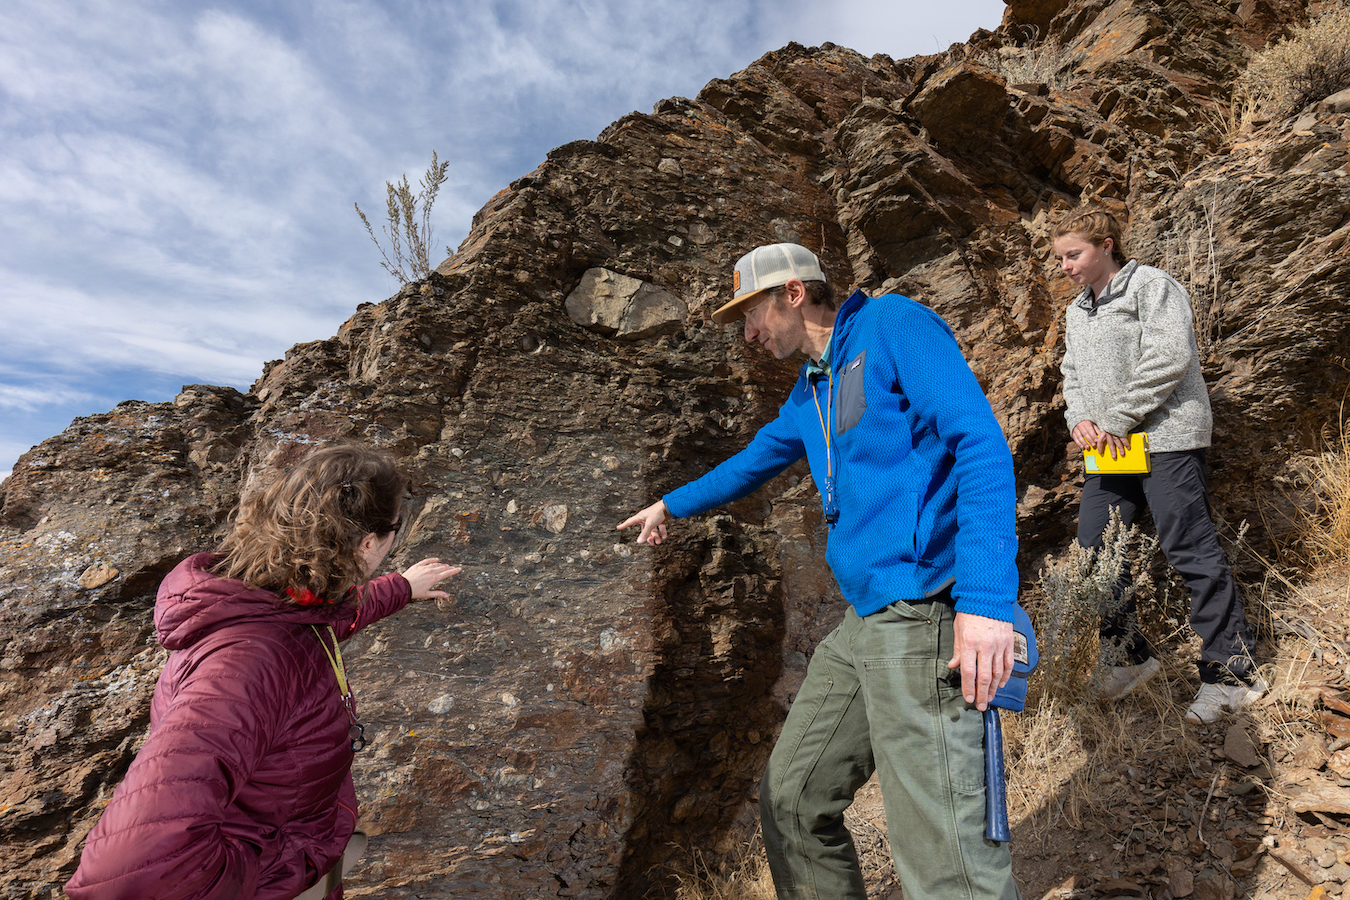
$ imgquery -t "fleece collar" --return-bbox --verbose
[1074,259,1139,311]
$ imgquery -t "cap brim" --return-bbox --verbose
[711,287,771,324]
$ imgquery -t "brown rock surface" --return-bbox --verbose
[3,0,1350,896]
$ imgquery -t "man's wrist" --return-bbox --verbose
[952,602,1015,624]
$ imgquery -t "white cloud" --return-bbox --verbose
[190,11,369,168]
[0,383,96,413]
[0,267,354,388]
[1,133,295,268]
[0,0,1008,480]
[0,1,176,114]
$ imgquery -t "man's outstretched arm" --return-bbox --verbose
[617,500,671,545]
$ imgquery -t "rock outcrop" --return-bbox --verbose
[2,0,1349,896]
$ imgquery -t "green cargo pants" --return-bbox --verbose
[760,598,1020,900]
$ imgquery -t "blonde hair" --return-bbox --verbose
[1053,206,1128,264]
[214,444,406,602]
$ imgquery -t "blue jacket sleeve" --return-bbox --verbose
[662,393,807,518]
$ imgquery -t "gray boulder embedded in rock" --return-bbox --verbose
[565,267,690,340]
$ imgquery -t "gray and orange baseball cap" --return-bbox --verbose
[712,242,826,324]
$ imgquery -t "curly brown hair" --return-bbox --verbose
[1052,206,1129,265]
[214,443,407,603]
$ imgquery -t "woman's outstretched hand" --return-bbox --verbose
[401,558,462,599]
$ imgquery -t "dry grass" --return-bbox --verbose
[976,33,1073,93]
[1235,3,1350,127]
[1002,670,1205,840]
[1156,188,1227,360]
[1297,419,1350,566]
[1255,558,1350,783]
[1192,100,1241,148]
[666,829,776,900]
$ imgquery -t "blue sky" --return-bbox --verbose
[0,0,1005,482]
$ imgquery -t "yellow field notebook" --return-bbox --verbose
[1083,432,1150,474]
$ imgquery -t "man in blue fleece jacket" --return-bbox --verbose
[618,243,1021,899]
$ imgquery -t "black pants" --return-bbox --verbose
[1077,449,1257,684]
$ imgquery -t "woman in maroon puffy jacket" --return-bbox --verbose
[67,444,460,900]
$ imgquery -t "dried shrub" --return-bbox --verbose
[1298,417,1350,565]
[355,150,451,286]
[1001,516,1216,841]
[1027,509,1160,704]
[975,26,1072,92]
[1236,4,1350,125]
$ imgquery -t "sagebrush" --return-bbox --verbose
[1027,509,1160,703]
[355,150,452,286]
[1298,416,1350,564]
[1236,4,1350,125]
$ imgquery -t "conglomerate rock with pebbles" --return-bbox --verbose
[3,0,1350,896]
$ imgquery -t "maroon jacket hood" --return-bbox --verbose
[155,552,354,652]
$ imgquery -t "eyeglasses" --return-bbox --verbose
[387,496,413,550]
[743,289,782,325]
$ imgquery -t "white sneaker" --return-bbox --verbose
[1097,657,1162,700]
[1184,677,1269,724]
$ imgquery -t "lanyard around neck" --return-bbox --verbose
[311,624,367,752]
[810,369,839,525]
[312,624,352,704]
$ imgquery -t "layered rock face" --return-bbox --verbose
[3,0,1349,896]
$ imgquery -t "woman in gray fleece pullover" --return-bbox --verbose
[1054,206,1263,725]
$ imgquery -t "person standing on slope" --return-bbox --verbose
[619,242,1022,899]
[1054,205,1264,724]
